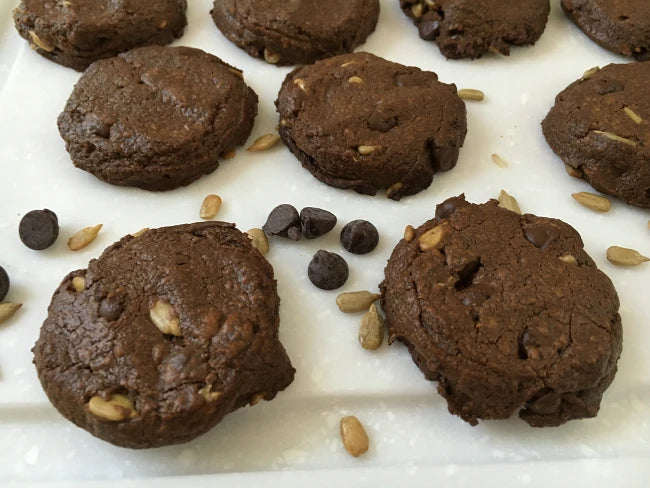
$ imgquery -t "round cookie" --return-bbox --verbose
[275,52,467,200]
[380,196,622,427]
[13,0,187,71]
[57,46,258,191]
[399,0,550,59]
[211,0,380,66]
[33,222,295,448]
[562,0,650,61]
[542,62,650,208]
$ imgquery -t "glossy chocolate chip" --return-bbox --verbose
[593,79,624,95]
[308,250,349,290]
[262,204,301,240]
[524,224,557,250]
[418,19,440,40]
[18,209,59,250]
[340,220,379,254]
[435,195,469,219]
[367,110,397,132]
[0,266,9,301]
[300,207,337,239]
[98,296,124,321]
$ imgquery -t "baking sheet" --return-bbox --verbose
[0,0,649,486]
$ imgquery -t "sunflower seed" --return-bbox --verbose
[28,31,54,52]
[71,276,86,292]
[340,416,369,457]
[198,385,222,402]
[87,394,137,421]
[558,254,577,265]
[571,192,611,212]
[582,66,600,79]
[250,393,265,406]
[490,153,508,168]
[221,148,236,159]
[623,107,643,124]
[564,164,583,178]
[293,78,307,91]
[158,20,167,29]
[68,224,102,251]
[418,224,448,251]
[404,225,415,242]
[0,303,22,324]
[358,145,379,155]
[385,182,403,198]
[348,76,363,84]
[228,67,243,79]
[336,291,380,313]
[411,3,423,18]
[498,190,521,214]
[131,227,149,238]
[458,89,485,101]
[359,303,384,350]
[149,300,181,336]
[592,130,637,147]
[606,246,649,266]
[246,228,269,256]
[200,194,222,220]
[247,133,280,152]
[263,48,280,64]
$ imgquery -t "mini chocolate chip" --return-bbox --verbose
[418,19,440,40]
[593,79,624,95]
[367,111,397,132]
[524,224,557,249]
[300,207,337,239]
[0,266,9,301]
[262,204,301,240]
[340,220,379,254]
[308,250,349,290]
[18,209,59,250]
[435,195,469,219]
[98,296,123,321]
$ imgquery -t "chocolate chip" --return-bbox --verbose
[18,209,59,250]
[308,250,349,290]
[300,207,337,239]
[340,220,379,254]
[98,296,123,321]
[418,19,440,40]
[367,110,397,132]
[435,195,469,219]
[262,204,301,240]
[593,79,624,95]
[0,266,9,301]
[524,224,557,250]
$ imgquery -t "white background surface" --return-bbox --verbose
[0,0,649,486]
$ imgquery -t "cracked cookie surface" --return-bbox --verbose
[561,0,650,60]
[380,196,622,427]
[399,0,550,59]
[211,0,380,66]
[57,45,258,191]
[33,222,295,448]
[13,0,187,71]
[275,52,467,200]
[542,62,650,208]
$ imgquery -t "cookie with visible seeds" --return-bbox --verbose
[399,0,550,59]
[380,196,622,427]
[542,62,650,208]
[275,52,467,200]
[33,222,295,448]
[211,0,380,66]
[13,0,187,71]
[57,46,258,191]
[561,0,650,60]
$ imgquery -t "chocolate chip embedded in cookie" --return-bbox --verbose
[33,222,295,448]
[399,0,550,59]
[561,0,650,61]
[542,62,650,208]
[57,46,258,191]
[13,0,187,71]
[211,0,380,66]
[276,52,467,200]
[380,195,622,427]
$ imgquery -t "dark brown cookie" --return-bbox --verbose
[13,0,187,71]
[33,222,295,448]
[562,0,650,61]
[57,46,258,191]
[542,62,650,208]
[380,196,622,427]
[399,0,550,59]
[211,0,380,66]
[275,52,467,200]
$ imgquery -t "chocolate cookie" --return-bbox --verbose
[57,46,258,191]
[211,0,380,66]
[33,222,295,448]
[399,0,550,59]
[542,62,650,208]
[275,52,467,200]
[381,196,622,427]
[13,0,187,71]
[562,0,650,61]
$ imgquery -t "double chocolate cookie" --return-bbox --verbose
[381,196,622,427]
[13,0,187,71]
[58,46,258,191]
[399,0,550,59]
[562,0,650,61]
[211,0,380,66]
[542,62,650,208]
[276,52,467,200]
[33,222,295,448]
